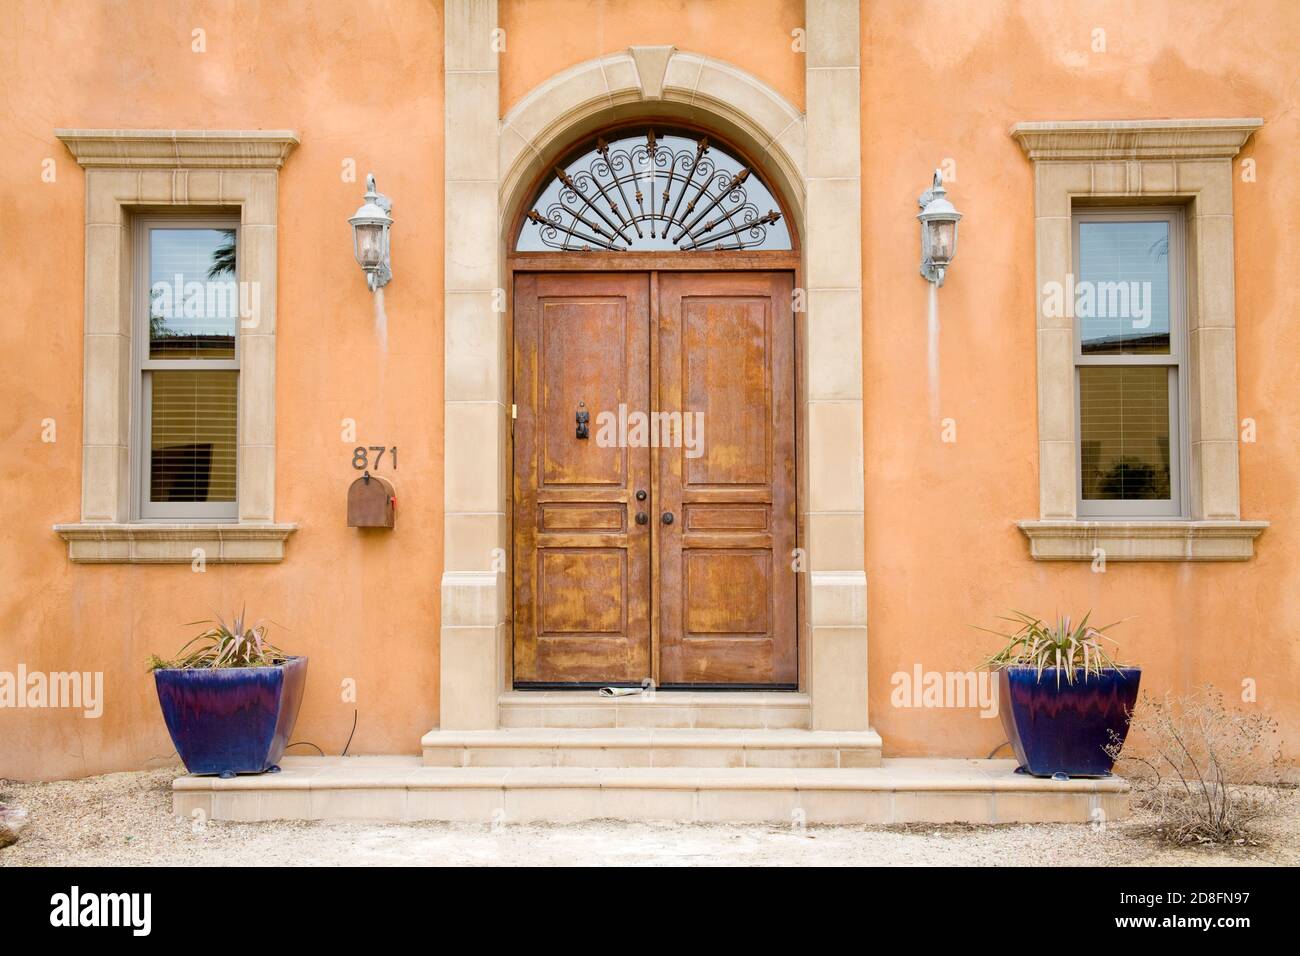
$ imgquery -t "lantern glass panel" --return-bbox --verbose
[353,222,386,268]
[929,219,956,263]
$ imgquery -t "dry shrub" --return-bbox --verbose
[1108,686,1282,845]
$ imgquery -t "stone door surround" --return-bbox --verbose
[440,0,869,733]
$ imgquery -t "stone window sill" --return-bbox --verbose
[54,523,297,564]
[1017,520,1268,562]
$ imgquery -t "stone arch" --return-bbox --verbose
[498,47,806,251]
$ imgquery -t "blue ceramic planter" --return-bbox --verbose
[998,666,1141,778]
[154,656,307,777]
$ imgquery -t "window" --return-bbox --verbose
[516,127,791,252]
[53,129,298,562]
[1011,119,1267,560]
[1072,208,1185,517]
[134,218,241,520]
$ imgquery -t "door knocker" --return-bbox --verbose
[575,401,589,440]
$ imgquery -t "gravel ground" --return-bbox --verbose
[1,769,1296,866]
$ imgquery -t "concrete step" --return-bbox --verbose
[498,690,812,729]
[173,756,1130,825]
[420,727,883,768]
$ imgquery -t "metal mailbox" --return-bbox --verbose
[348,472,395,528]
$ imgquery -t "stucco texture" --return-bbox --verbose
[1,0,1297,780]
[859,0,1299,760]
[0,1,445,780]
[499,0,805,115]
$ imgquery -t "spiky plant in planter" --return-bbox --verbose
[151,610,307,778]
[976,610,1140,778]
[149,610,287,671]
[976,610,1125,683]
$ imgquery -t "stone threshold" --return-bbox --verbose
[499,690,813,729]
[421,727,883,768]
[174,757,1130,825]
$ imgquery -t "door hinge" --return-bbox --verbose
[511,403,517,419]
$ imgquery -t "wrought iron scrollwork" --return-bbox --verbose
[519,129,789,252]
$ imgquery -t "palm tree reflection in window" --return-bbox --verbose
[149,228,237,358]
[207,229,236,280]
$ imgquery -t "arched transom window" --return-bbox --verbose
[517,128,791,252]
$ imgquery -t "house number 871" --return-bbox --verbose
[352,446,397,470]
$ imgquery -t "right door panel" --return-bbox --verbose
[656,272,797,686]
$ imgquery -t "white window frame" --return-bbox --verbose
[1072,206,1188,519]
[133,214,242,521]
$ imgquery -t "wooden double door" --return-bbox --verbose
[513,271,797,687]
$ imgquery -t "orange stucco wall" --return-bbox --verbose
[0,1,446,781]
[859,0,1299,760]
[1,1,1296,781]
[499,0,804,115]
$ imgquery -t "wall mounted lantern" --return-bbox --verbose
[917,169,962,286]
[349,173,393,291]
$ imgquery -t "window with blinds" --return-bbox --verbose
[1073,208,1184,517]
[1079,366,1172,501]
[136,220,240,520]
[149,371,238,502]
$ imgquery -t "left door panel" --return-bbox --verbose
[513,273,652,684]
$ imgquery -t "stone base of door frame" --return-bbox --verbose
[439,572,873,732]
[174,756,1129,825]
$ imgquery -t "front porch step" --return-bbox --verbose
[498,690,812,729]
[420,728,883,769]
[173,757,1130,825]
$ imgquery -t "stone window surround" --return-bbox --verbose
[1012,119,1268,561]
[52,129,299,564]
[441,0,869,732]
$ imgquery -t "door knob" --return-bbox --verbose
[661,512,674,525]
[635,512,648,525]
[635,489,647,501]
